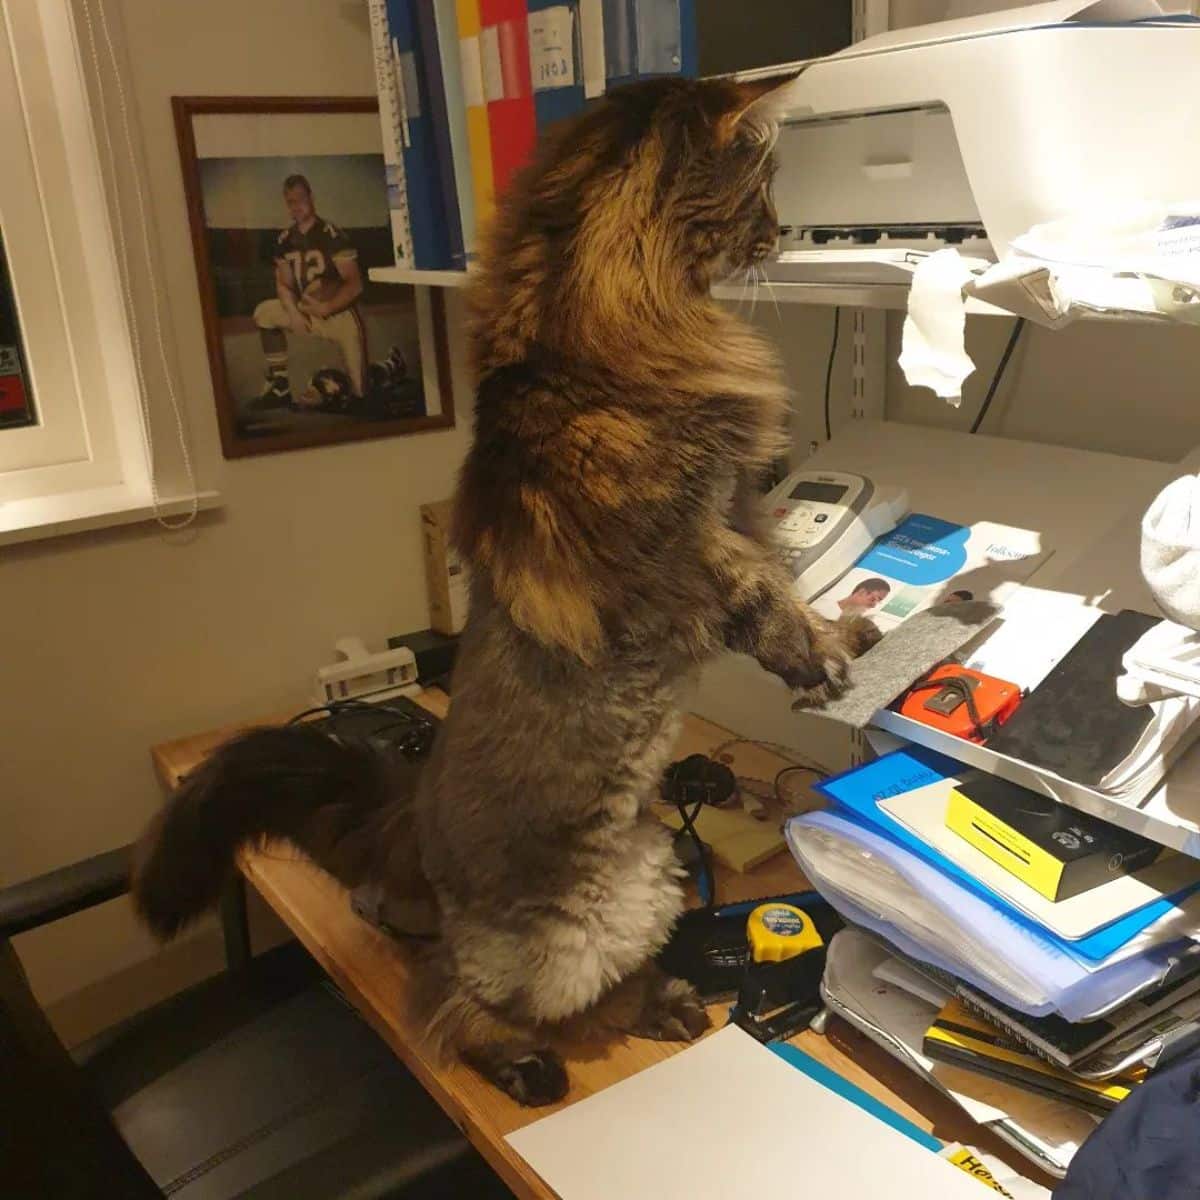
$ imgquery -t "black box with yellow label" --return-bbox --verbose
[946,772,1162,902]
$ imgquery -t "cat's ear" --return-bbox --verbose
[720,71,801,138]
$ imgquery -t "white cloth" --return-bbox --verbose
[1118,619,1200,706]
[898,249,977,404]
[1141,474,1200,630]
[1118,475,1200,715]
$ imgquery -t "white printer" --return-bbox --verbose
[756,0,1200,286]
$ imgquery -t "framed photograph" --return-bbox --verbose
[174,96,454,459]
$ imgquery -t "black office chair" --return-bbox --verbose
[0,845,513,1199]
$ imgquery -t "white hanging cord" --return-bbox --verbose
[79,0,198,529]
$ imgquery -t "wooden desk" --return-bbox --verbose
[152,692,1049,1198]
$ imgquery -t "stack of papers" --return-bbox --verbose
[821,929,1098,1180]
[785,736,1200,1176]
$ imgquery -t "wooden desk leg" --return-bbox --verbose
[219,875,252,970]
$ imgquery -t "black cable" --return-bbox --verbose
[970,317,1027,435]
[823,306,842,441]
[286,698,401,725]
[286,697,436,756]
[773,763,822,802]
[674,790,716,909]
[661,756,734,909]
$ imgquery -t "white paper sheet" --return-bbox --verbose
[959,587,1104,693]
[873,955,954,1008]
[507,1026,1009,1199]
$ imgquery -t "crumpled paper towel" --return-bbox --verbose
[898,248,977,405]
[1141,473,1200,630]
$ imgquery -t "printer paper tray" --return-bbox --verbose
[766,248,992,287]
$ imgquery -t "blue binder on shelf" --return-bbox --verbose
[602,0,696,91]
[387,0,453,270]
[414,0,469,267]
[528,0,585,131]
[815,747,1200,964]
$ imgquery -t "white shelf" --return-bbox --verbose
[873,707,1200,859]
[369,265,472,288]
[369,268,1007,313]
[370,264,1171,324]
[710,279,1005,315]
[0,487,222,546]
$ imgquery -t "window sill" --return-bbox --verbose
[0,485,222,546]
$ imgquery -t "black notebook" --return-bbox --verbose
[985,610,1158,787]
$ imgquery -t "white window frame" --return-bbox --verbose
[0,2,209,544]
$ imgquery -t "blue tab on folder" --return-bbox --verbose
[815,747,1200,963]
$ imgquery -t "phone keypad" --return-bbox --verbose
[776,502,835,552]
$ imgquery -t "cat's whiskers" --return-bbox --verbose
[736,266,753,315]
[761,266,783,325]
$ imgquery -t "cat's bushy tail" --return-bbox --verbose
[132,724,414,939]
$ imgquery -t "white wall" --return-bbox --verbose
[886,314,1200,462]
[1,0,473,1025]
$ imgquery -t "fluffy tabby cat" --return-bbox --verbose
[133,75,879,1106]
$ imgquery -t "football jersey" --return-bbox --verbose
[273,217,357,296]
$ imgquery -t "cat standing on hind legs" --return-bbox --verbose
[409,71,880,1104]
[131,73,879,1108]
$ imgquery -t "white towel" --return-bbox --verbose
[1118,620,1200,706]
[1119,475,1200,708]
[1141,474,1200,629]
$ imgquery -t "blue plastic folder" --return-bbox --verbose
[815,747,1200,963]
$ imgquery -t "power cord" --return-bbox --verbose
[970,317,1027,435]
[287,697,437,757]
[660,743,833,907]
[823,306,842,441]
[661,755,737,908]
[710,738,831,809]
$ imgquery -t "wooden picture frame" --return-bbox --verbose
[174,96,454,459]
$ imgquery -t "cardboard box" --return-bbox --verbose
[420,500,468,635]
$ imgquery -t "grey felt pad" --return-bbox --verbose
[810,600,1000,728]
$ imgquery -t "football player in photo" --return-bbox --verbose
[252,174,367,409]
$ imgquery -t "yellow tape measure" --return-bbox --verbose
[746,903,824,963]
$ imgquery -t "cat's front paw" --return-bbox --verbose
[483,1049,570,1107]
[788,643,853,710]
[784,616,868,708]
[629,976,712,1042]
[838,613,883,658]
